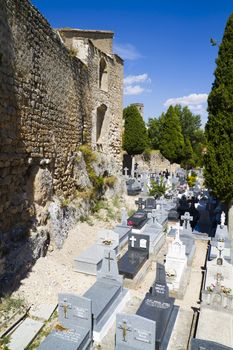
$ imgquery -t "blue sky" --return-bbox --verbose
[31,0,232,126]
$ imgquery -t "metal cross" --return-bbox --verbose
[60,301,72,319]
[105,251,114,272]
[118,321,132,342]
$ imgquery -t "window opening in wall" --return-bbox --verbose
[96,104,107,144]
[99,58,108,91]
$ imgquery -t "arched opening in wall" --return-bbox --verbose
[96,104,107,149]
[99,58,108,91]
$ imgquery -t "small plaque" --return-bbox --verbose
[134,328,151,343]
[54,330,81,343]
[145,299,170,309]
[74,307,88,319]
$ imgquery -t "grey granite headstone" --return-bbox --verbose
[136,263,179,349]
[38,293,92,350]
[115,313,156,350]
[83,249,128,336]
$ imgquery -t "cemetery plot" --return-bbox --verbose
[127,210,149,233]
[83,249,129,342]
[114,207,132,249]
[74,229,119,275]
[191,338,233,350]
[37,293,92,350]
[209,213,231,262]
[118,234,150,279]
[136,263,179,350]
[115,313,156,350]
[143,210,165,255]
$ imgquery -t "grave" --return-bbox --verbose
[205,245,233,294]
[83,249,129,342]
[126,179,141,196]
[115,313,156,350]
[118,233,150,279]
[127,210,149,234]
[195,273,233,349]
[143,209,165,255]
[74,229,119,275]
[167,207,180,231]
[165,228,187,290]
[143,197,157,213]
[210,212,231,262]
[136,263,179,350]
[37,293,92,350]
[114,207,132,249]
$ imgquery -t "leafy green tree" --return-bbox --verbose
[122,105,148,155]
[159,106,184,163]
[181,137,195,169]
[174,105,201,142]
[147,117,160,149]
[204,13,233,234]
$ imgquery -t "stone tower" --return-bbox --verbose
[130,103,144,118]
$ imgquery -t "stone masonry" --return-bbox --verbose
[0,0,123,291]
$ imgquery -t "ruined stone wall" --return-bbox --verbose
[0,0,94,235]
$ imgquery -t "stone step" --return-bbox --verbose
[9,318,44,350]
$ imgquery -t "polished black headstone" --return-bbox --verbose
[127,210,148,228]
[136,263,179,350]
[118,234,150,279]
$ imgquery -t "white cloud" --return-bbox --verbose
[123,73,151,96]
[124,85,145,95]
[124,73,150,85]
[114,43,141,60]
[164,93,208,107]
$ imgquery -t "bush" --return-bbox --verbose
[149,178,166,198]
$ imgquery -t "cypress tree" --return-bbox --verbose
[204,14,233,214]
[159,105,184,163]
[122,105,148,155]
[204,13,233,241]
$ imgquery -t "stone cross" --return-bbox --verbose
[220,211,226,227]
[135,198,145,210]
[121,207,128,226]
[118,320,132,342]
[181,212,193,230]
[151,209,157,224]
[105,251,114,272]
[124,167,129,177]
[130,235,137,248]
[60,300,72,319]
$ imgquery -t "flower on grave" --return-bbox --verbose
[102,239,112,245]
[206,284,215,292]
[221,286,232,295]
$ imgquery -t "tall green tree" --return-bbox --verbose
[174,105,201,142]
[147,117,160,149]
[122,105,148,155]
[159,106,184,163]
[204,13,233,237]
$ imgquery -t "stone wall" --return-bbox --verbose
[135,151,180,174]
[0,0,123,292]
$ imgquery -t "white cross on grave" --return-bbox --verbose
[130,235,137,248]
[124,167,129,177]
[181,212,193,229]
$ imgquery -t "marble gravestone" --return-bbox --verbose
[210,212,231,262]
[37,293,92,350]
[118,233,150,279]
[143,210,165,255]
[136,263,179,350]
[83,249,129,342]
[205,244,233,295]
[165,228,187,290]
[115,313,156,350]
[127,209,149,234]
[74,229,119,275]
[114,208,132,249]
[195,273,233,349]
